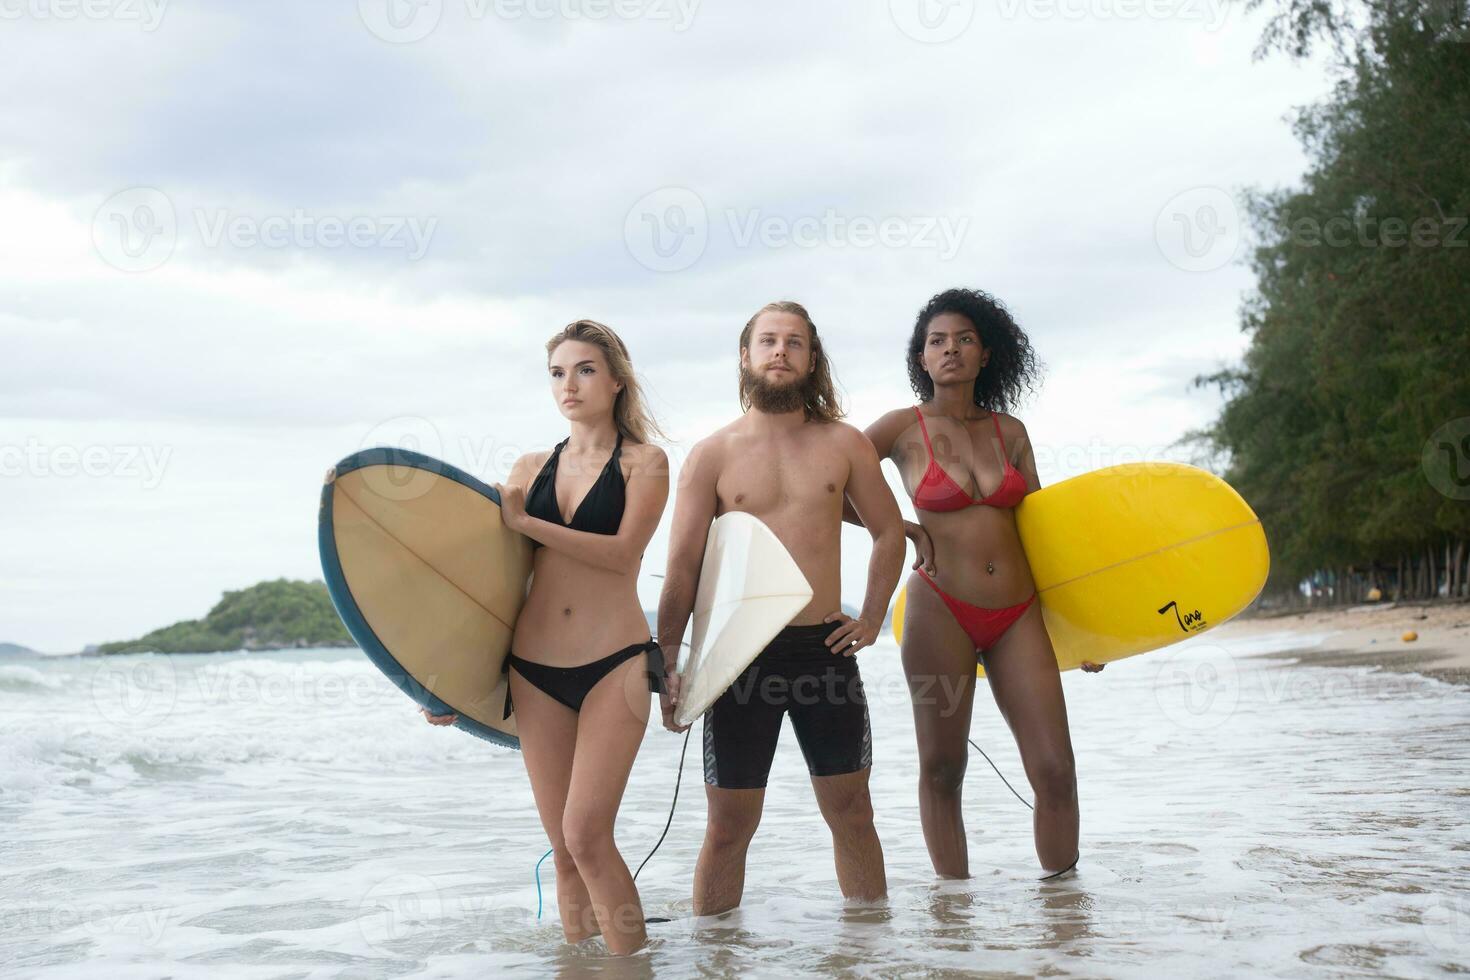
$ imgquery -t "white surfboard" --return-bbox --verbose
[674,512,813,727]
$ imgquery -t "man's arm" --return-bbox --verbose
[826,425,906,655]
[841,410,936,575]
[655,438,721,728]
[841,409,905,528]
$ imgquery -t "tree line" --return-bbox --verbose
[1190,0,1470,607]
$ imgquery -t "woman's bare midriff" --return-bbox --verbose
[916,505,1036,609]
[511,548,651,667]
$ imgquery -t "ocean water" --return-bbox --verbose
[2,628,1467,979]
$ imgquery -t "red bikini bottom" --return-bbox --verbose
[914,568,1037,654]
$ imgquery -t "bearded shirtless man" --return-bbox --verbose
[655,300,908,916]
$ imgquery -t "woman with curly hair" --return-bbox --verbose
[842,287,1096,881]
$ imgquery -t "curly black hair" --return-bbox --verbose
[906,287,1042,413]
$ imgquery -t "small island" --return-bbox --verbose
[0,642,36,656]
[95,579,355,655]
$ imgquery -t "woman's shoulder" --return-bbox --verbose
[988,411,1030,454]
[620,440,669,476]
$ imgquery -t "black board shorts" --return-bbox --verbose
[702,622,873,789]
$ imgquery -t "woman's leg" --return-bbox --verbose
[563,654,652,955]
[979,600,1080,873]
[900,572,981,879]
[508,668,598,943]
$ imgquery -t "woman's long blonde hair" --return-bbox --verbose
[546,319,666,444]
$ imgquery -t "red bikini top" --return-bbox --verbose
[911,406,1028,512]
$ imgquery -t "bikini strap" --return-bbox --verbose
[913,407,936,458]
[990,411,1008,460]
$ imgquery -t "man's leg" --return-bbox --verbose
[791,650,886,901]
[692,785,766,915]
[810,767,886,901]
[693,656,783,915]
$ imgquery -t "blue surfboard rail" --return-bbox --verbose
[317,445,522,750]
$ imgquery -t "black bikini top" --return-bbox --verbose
[523,433,626,548]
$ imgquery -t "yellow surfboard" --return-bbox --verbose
[892,462,1268,675]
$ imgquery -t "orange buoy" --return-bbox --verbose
[1402,630,1418,642]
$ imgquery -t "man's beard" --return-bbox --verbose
[742,364,812,414]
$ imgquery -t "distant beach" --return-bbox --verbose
[1223,601,1470,688]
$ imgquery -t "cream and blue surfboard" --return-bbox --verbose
[892,462,1269,675]
[318,447,532,747]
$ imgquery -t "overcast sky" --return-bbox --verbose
[2,0,1331,652]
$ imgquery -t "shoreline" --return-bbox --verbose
[1217,600,1470,688]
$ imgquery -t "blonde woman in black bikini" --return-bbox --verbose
[844,288,1101,882]
[423,320,668,955]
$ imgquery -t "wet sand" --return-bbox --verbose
[1219,600,1470,687]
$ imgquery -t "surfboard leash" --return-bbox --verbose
[533,847,553,919]
[968,737,1034,811]
[635,726,692,883]
[967,738,1081,880]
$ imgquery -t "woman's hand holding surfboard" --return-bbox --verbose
[492,482,529,533]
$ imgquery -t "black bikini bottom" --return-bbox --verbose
[502,640,666,719]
